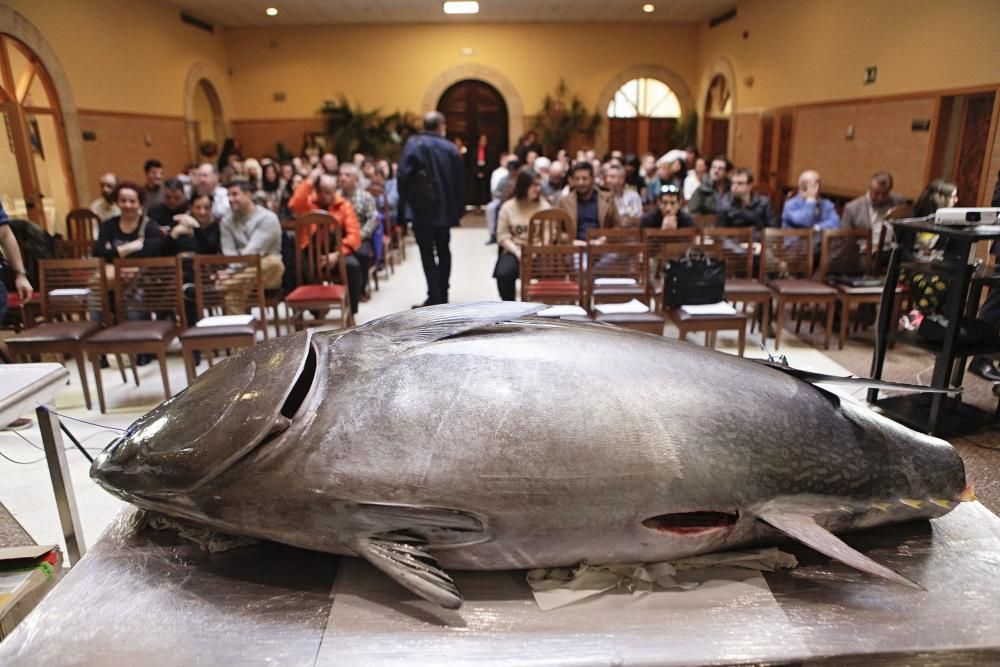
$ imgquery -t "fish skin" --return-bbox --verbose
[91,304,966,591]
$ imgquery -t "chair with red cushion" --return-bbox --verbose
[285,212,353,331]
[6,258,110,410]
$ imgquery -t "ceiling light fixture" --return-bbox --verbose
[642,3,655,12]
[443,1,479,15]
[265,7,278,16]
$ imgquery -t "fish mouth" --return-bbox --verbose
[642,511,740,536]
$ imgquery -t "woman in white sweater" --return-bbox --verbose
[492,168,550,300]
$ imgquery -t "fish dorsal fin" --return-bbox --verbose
[752,359,959,395]
[349,532,463,609]
[757,509,923,589]
[356,301,545,351]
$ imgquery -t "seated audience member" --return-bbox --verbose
[718,168,777,239]
[142,159,165,209]
[640,184,694,230]
[543,159,568,205]
[841,171,905,247]
[684,146,700,174]
[514,131,543,163]
[220,180,285,302]
[624,154,644,193]
[193,162,231,221]
[243,158,263,188]
[166,192,221,257]
[643,150,685,204]
[687,155,730,215]
[683,157,707,201]
[558,161,621,241]
[288,170,363,315]
[781,169,840,232]
[605,163,643,222]
[486,158,519,244]
[89,172,120,222]
[897,178,958,332]
[258,162,283,213]
[93,182,164,280]
[640,152,657,185]
[490,152,511,196]
[338,163,378,293]
[147,178,189,229]
[493,168,550,301]
[321,152,339,175]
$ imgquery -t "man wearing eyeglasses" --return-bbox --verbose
[717,168,777,240]
[640,184,694,230]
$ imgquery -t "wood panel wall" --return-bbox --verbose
[789,97,937,199]
[732,112,761,177]
[230,118,325,161]
[77,111,190,192]
[987,107,1000,205]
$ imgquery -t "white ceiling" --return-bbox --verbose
[162,0,737,28]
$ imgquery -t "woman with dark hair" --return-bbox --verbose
[258,162,283,212]
[93,182,164,280]
[492,168,550,301]
[898,178,959,331]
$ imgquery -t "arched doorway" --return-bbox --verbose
[606,77,684,157]
[702,73,732,159]
[437,80,508,206]
[187,79,225,164]
[0,33,77,233]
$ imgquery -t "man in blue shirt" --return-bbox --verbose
[782,169,840,232]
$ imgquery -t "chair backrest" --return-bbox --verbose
[113,256,185,327]
[586,241,650,296]
[700,226,755,279]
[65,208,101,242]
[37,257,109,323]
[818,228,872,280]
[520,244,585,304]
[289,212,348,288]
[760,228,814,280]
[527,208,574,247]
[691,214,719,230]
[53,238,93,259]
[585,227,641,243]
[642,227,700,273]
[193,254,266,320]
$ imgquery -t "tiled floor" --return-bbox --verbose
[0,223,850,555]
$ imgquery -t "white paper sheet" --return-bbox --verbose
[47,288,91,297]
[195,315,256,327]
[594,299,649,315]
[680,302,737,316]
[593,277,637,286]
[537,305,588,317]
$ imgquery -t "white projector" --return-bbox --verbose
[933,207,1000,225]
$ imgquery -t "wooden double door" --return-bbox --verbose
[437,80,508,206]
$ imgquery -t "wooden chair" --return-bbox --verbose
[587,242,665,334]
[760,228,837,350]
[65,208,100,242]
[520,244,585,306]
[585,227,642,244]
[691,214,719,230]
[818,228,902,349]
[285,212,353,331]
[529,208,574,246]
[84,256,185,413]
[642,227,700,311]
[5,258,110,410]
[179,254,267,384]
[53,238,93,259]
[700,226,771,340]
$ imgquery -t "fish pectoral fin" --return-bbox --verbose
[349,533,464,610]
[757,510,924,590]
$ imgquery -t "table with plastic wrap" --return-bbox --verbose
[2,503,1000,666]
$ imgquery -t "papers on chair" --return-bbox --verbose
[47,288,91,297]
[537,305,588,317]
[680,302,737,316]
[195,315,256,327]
[594,299,649,315]
[593,277,637,286]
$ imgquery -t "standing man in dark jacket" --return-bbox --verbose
[398,111,465,306]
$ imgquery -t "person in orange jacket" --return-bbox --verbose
[288,168,364,314]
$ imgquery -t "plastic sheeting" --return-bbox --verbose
[3,503,1000,665]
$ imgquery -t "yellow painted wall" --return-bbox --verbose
[1,0,232,116]
[223,23,700,121]
[697,0,1000,112]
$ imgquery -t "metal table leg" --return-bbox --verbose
[35,405,86,564]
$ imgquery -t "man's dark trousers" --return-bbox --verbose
[414,224,452,305]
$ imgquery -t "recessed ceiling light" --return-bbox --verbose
[642,3,655,12]
[443,1,479,15]
[265,7,278,16]
[461,47,475,56]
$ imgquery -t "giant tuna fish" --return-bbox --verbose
[91,302,971,609]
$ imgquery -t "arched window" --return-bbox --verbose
[607,78,681,119]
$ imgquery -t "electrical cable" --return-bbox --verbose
[34,405,126,432]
